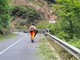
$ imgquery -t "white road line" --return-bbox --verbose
[0,35,26,55]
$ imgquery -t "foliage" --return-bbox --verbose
[15,20,28,30]
[45,0,80,48]
[11,6,27,18]
[49,39,77,60]
[37,38,57,60]
[0,33,17,41]
[36,20,49,29]
[26,7,42,24]
[51,0,80,39]
[36,0,80,48]
[16,25,27,30]
[68,39,80,49]
[17,20,26,26]
[12,6,42,24]
[50,20,71,40]
[0,0,11,35]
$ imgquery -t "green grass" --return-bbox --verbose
[0,33,17,41]
[54,34,80,49]
[47,37,77,60]
[37,37,57,60]
[67,39,80,49]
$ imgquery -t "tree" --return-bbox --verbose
[0,0,11,35]
[12,6,42,24]
[51,0,80,39]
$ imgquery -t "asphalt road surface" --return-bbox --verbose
[0,32,42,60]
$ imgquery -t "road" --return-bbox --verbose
[0,32,42,60]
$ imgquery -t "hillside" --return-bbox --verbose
[11,0,28,6]
[10,0,56,29]
[11,0,56,19]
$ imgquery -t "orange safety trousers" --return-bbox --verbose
[30,31,35,40]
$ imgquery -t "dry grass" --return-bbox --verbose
[11,0,29,6]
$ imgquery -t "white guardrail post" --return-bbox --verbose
[44,32,80,60]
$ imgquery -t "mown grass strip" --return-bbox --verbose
[47,37,77,60]
[0,33,17,41]
[67,39,80,49]
[36,37,58,60]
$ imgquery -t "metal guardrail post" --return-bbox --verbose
[45,28,50,33]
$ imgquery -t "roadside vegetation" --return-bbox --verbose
[0,0,43,40]
[0,0,18,40]
[36,0,80,59]
[47,38,77,60]
[38,0,80,49]
[50,0,80,49]
[12,6,42,24]
[0,0,11,35]
[0,33,17,41]
[0,0,80,59]
[37,37,58,60]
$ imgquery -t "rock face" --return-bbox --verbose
[11,0,57,22]
[11,0,28,6]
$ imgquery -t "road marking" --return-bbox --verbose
[0,35,26,55]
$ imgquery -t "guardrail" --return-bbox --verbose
[10,29,47,33]
[45,32,80,60]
